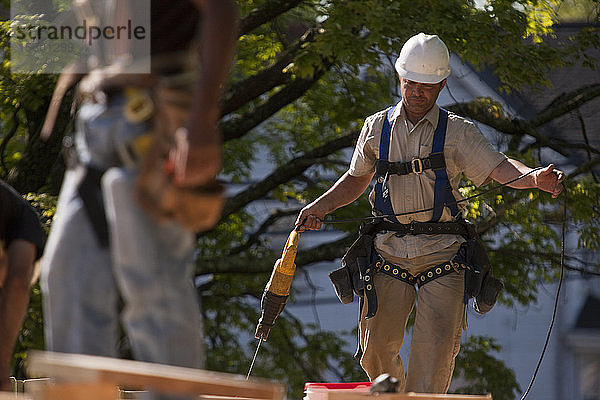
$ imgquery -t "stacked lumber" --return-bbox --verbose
[26,351,284,400]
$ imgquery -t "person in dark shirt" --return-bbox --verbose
[0,180,45,392]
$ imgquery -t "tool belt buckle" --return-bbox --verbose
[408,220,416,234]
[411,157,423,174]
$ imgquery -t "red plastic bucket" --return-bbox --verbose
[303,382,372,400]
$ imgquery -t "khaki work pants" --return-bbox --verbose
[359,243,465,393]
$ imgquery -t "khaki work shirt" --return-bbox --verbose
[349,103,506,267]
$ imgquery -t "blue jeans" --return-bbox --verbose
[41,97,205,394]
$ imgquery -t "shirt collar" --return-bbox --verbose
[391,101,440,128]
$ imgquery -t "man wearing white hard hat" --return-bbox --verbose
[296,33,564,393]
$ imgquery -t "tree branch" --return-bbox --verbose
[221,69,327,141]
[569,156,600,177]
[295,233,355,267]
[531,83,600,127]
[239,0,306,36]
[222,28,318,115]
[229,207,301,255]
[449,83,600,160]
[446,102,570,157]
[221,131,358,218]
[197,232,355,274]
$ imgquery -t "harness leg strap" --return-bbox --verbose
[362,264,378,319]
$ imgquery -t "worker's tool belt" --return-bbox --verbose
[133,86,224,233]
[73,69,224,233]
[357,252,471,319]
[329,219,503,317]
[376,255,470,287]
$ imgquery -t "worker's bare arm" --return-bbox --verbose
[295,171,374,231]
[0,240,36,391]
[172,0,239,187]
[488,158,565,198]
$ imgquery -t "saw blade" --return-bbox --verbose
[246,338,262,380]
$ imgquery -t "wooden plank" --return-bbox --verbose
[27,351,284,400]
[201,397,277,400]
[0,395,33,400]
[326,392,492,400]
[30,382,118,400]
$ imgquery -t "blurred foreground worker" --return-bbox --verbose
[296,33,564,393]
[0,180,45,391]
[41,0,238,396]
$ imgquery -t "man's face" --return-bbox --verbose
[400,78,446,118]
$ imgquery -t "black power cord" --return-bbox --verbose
[323,167,543,225]
[520,190,567,400]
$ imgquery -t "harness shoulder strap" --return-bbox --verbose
[430,108,459,221]
[373,106,400,223]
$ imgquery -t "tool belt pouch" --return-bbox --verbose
[329,234,373,303]
[463,239,484,299]
[474,274,503,314]
[135,87,224,233]
[328,267,354,304]
[463,235,503,314]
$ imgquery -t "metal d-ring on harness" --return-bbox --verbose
[360,104,465,319]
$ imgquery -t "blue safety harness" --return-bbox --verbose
[357,105,465,322]
[372,105,460,222]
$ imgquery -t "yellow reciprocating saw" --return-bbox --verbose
[254,228,299,340]
[247,229,299,379]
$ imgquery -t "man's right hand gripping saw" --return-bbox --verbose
[295,172,374,232]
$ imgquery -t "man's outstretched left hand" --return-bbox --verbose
[535,164,565,198]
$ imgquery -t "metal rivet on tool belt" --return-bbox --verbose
[384,264,390,271]
[364,275,370,281]
[421,276,426,281]
[427,271,433,278]
[445,264,451,270]
[377,261,382,268]
[393,269,399,275]
[401,272,407,278]
[436,268,442,274]
[367,284,372,290]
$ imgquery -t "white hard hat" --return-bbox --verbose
[395,33,451,84]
